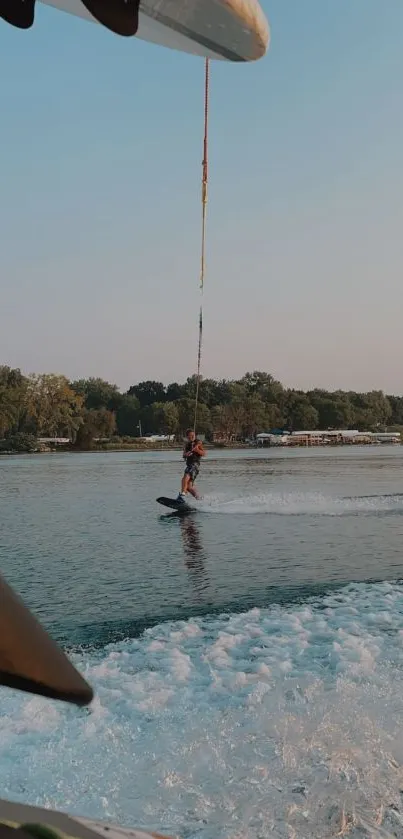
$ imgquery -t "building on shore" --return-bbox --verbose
[255,430,401,447]
[140,434,175,443]
[38,437,71,445]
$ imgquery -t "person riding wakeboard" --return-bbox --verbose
[177,429,205,503]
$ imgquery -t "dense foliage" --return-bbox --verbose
[0,366,401,451]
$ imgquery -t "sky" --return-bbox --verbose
[0,1,402,393]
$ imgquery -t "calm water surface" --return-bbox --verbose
[1,447,403,838]
[1,446,403,639]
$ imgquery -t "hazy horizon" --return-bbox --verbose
[1,1,402,393]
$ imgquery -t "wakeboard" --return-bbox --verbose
[157,496,194,514]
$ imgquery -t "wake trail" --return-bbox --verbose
[196,491,403,516]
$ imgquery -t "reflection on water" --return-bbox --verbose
[179,516,209,597]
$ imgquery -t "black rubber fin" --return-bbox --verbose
[0,574,93,706]
[0,0,35,29]
[80,0,140,36]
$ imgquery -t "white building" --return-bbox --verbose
[142,434,175,443]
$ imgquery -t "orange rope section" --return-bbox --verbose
[193,58,209,433]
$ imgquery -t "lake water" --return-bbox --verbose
[1,447,403,838]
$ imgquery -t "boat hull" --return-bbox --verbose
[40,0,270,61]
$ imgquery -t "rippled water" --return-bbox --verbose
[1,447,403,837]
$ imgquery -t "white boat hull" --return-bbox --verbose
[40,0,270,61]
[0,800,173,839]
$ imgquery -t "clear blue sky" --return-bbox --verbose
[1,1,402,392]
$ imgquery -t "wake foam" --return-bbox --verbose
[2,583,403,836]
[197,491,403,517]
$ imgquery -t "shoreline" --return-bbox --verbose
[0,443,247,456]
[1,441,401,456]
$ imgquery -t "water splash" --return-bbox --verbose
[1,582,403,837]
[197,491,403,517]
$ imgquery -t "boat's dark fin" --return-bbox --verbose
[80,0,140,36]
[0,574,93,706]
[0,0,35,29]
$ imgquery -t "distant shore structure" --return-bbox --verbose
[255,430,401,447]
[26,431,402,451]
[139,434,175,443]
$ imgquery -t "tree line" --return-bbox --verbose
[0,366,402,451]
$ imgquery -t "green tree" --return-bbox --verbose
[176,398,194,433]
[194,402,213,438]
[348,390,392,430]
[0,366,28,436]
[127,380,166,408]
[240,395,269,438]
[286,392,319,431]
[225,383,249,439]
[365,391,392,427]
[166,381,186,402]
[0,433,37,453]
[138,404,156,435]
[146,402,179,435]
[211,404,236,441]
[240,371,285,409]
[1,367,398,447]
[26,374,83,438]
[388,395,403,426]
[183,376,233,407]
[115,394,140,436]
[176,398,211,438]
[72,377,121,411]
[211,387,246,440]
[161,402,179,435]
[308,391,353,429]
[74,408,116,449]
